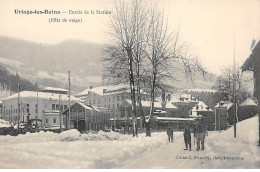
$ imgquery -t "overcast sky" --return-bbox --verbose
[0,0,260,75]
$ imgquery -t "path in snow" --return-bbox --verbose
[116,116,260,169]
[0,116,259,169]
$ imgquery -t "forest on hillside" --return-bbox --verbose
[0,65,39,94]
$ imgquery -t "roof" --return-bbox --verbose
[0,119,12,128]
[240,98,257,106]
[76,84,128,96]
[42,87,69,92]
[76,101,96,111]
[156,117,195,121]
[185,88,217,93]
[241,39,260,71]
[191,101,213,112]
[121,99,178,109]
[215,101,234,110]
[2,91,80,101]
[170,93,198,103]
[76,84,148,97]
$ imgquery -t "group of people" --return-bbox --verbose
[167,119,208,151]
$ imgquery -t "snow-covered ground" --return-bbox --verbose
[0,115,259,169]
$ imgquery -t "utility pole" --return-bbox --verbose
[59,95,61,130]
[68,71,71,129]
[17,84,20,130]
[233,30,237,138]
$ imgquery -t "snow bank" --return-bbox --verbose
[0,130,176,168]
[0,119,12,128]
[201,115,260,168]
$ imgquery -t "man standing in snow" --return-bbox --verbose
[184,123,191,150]
[194,119,207,151]
[167,127,173,143]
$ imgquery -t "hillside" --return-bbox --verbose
[0,36,216,94]
[0,36,104,93]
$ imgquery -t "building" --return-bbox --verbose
[42,87,69,94]
[0,100,2,119]
[76,84,150,118]
[214,101,235,130]
[171,94,199,118]
[185,88,217,109]
[62,101,110,133]
[238,97,258,121]
[119,99,178,118]
[189,101,214,130]
[241,39,260,145]
[1,87,79,128]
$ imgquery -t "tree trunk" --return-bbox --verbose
[126,48,137,137]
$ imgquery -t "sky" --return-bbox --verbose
[0,0,260,75]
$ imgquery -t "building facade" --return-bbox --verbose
[1,87,79,128]
[62,102,110,132]
[76,84,150,118]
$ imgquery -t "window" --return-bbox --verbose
[108,105,110,108]
[52,104,55,110]
[105,97,106,102]
[46,119,48,123]
[35,104,38,113]
[64,105,67,109]
[26,104,30,113]
[117,96,120,101]
[56,104,59,110]
[109,97,111,102]
[53,119,56,123]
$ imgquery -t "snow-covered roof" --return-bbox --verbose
[241,39,260,71]
[191,101,213,112]
[42,87,69,92]
[76,101,96,111]
[185,88,217,93]
[215,101,234,110]
[121,99,178,109]
[156,117,195,121]
[76,84,148,97]
[2,91,80,101]
[170,93,198,103]
[76,84,129,96]
[240,98,257,106]
[0,119,12,128]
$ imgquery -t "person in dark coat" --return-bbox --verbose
[194,119,207,151]
[167,127,174,143]
[183,123,191,151]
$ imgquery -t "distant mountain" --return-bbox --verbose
[0,36,216,95]
[0,36,105,93]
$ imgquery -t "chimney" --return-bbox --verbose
[90,86,93,89]
[167,94,171,102]
[103,89,107,94]
[162,90,165,102]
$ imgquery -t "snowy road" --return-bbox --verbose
[0,116,259,169]
[117,116,260,169]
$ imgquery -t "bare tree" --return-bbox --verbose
[104,0,208,137]
[140,3,208,136]
[105,0,149,136]
[212,66,248,103]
